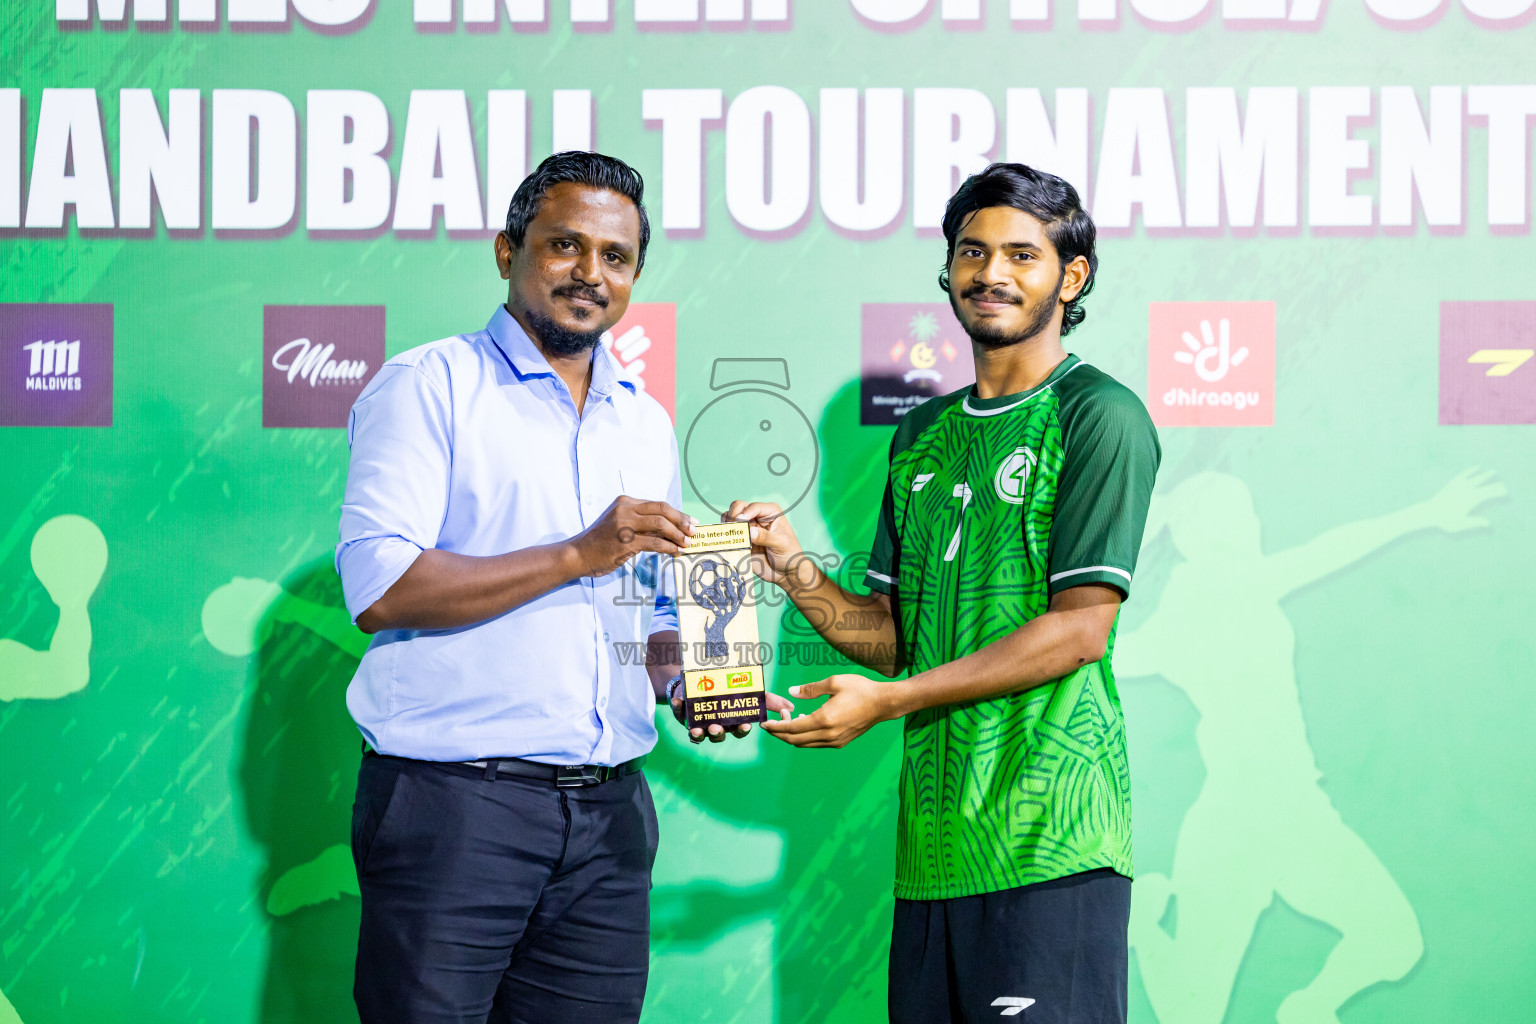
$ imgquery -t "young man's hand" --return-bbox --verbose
[761,674,899,748]
[723,501,812,588]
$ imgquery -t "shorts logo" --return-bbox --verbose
[1440,301,1536,425]
[263,305,384,429]
[861,303,975,425]
[601,303,677,422]
[993,447,1036,505]
[1148,302,1275,428]
[991,996,1036,1016]
[1,303,113,427]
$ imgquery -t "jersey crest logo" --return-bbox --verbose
[993,447,1037,505]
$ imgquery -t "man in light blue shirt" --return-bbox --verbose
[336,152,782,1024]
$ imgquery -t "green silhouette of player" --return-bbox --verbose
[1117,468,1502,1024]
[0,514,107,702]
[204,576,367,915]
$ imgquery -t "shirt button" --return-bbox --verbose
[598,697,608,708]
[602,631,611,642]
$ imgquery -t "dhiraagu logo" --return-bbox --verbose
[1148,302,1275,428]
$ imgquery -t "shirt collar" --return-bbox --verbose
[486,304,637,398]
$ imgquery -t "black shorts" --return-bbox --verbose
[888,869,1131,1024]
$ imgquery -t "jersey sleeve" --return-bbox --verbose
[864,433,902,595]
[1048,384,1161,599]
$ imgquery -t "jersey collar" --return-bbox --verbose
[962,354,1082,417]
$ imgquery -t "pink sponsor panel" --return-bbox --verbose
[860,302,976,426]
[0,303,113,428]
[262,305,385,429]
[1439,301,1536,425]
[1147,301,1276,427]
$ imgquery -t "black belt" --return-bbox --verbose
[363,747,644,788]
[468,755,646,788]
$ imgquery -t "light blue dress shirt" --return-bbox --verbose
[336,305,680,765]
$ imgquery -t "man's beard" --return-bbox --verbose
[524,305,606,357]
[951,270,1063,350]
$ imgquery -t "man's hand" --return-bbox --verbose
[761,674,896,749]
[569,496,695,577]
[723,501,813,588]
[671,687,794,744]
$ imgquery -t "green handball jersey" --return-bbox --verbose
[865,354,1160,901]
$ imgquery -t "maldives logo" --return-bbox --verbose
[1440,302,1536,425]
[263,305,384,428]
[1,303,113,427]
[861,303,976,425]
[1148,302,1275,428]
[602,303,677,422]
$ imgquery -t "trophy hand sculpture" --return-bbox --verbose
[689,558,746,660]
[674,523,766,730]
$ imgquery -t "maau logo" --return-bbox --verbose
[1,303,113,427]
[1148,302,1275,427]
[270,338,370,388]
[263,305,384,428]
[601,303,677,422]
[861,303,976,425]
[1439,301,1536,425]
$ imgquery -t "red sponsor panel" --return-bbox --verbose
[603,303,677,422]
[1148,302,1275,428]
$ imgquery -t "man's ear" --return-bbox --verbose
[494,231,515,281]
[1059,255,1090,303]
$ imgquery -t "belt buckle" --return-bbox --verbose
[556,764,602,788]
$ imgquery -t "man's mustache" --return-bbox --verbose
[553,284,609,307]
[961,285,1022,304]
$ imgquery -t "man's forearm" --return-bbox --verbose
[357,544,582,634]
[646,630,682,703]
[883,600,1114,718]
[779,559,902,677]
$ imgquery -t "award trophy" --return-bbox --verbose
[673,521,767,730]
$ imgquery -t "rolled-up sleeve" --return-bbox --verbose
[648,429,683,635]
[336,363,453,622]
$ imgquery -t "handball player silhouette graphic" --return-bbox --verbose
[0,514,107,702]
[688,557,745,658]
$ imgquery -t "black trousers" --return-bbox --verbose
[351,753,658,1024]
[888,869,1131,1024]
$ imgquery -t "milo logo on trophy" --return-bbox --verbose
[673,521,767,730]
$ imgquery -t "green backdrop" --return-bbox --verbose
[4,2,1534,1022]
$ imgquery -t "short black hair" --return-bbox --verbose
[503,152,651,273]
[938,163,1098,336]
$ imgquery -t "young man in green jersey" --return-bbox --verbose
[731,163,1160,1023]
